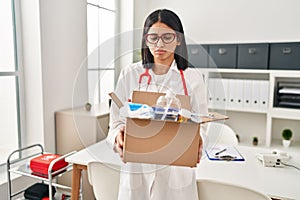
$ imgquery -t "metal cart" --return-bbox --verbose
[7,144,76,200]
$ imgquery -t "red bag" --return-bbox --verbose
[30,154,68,175]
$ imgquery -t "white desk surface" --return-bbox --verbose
[66,140,122,166]
[197,146,300,200]
[66,140,300,200]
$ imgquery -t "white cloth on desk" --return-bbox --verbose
[106,60,208,200]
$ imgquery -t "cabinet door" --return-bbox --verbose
[237,44,269,69]
[187,44,209,68]
[55,109,109,200]
[269,42,300,70]
[208,44,237,68]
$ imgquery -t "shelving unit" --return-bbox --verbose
[199,68,300,149]
[7,144,76,200]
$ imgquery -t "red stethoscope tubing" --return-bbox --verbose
[138,68,188,96]
[138,68,152,90]
[179,69,188,96]
[138,68,151,85]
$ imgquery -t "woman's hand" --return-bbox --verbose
[197,136,203,163]
[114,126,125,161]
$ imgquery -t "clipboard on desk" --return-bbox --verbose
[205,145,245,161]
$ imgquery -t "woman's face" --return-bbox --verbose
[145,22,180,64]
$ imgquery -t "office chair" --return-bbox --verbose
[197,179,272,200]
[87,161,120,200]
[206,122,239,145]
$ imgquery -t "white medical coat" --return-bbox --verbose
[107,60,208,200]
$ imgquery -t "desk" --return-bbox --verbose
[66,140,121,200]
[197,146,300,200]
[66,141,300,200]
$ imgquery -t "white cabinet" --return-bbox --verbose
[55,103,110,153]
[201,68,300,150]
[55,102,110,200]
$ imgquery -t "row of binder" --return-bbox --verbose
[208,78,269,111]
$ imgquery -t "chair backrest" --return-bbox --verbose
[87,161,120,200]
[206,122,238,145]
[197,179,271,200]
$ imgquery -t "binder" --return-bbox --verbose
[213,78,229,109]
[228,79,237,110]
[259,80,269,110]
[228,79,244,110]
[235,79,244,109]
[208,78,215,107]
[221,79,229,108]
[205,145,245,161]
[251,80,261,109]
[214,78,224,109]
[243,79,252,109]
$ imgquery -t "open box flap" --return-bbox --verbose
[200,112,229,123]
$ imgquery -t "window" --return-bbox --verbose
[87,0,117,104]
[0,0,22,165]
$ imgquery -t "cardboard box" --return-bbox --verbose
[121,91,228,167]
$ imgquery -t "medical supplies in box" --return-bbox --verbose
[118,91,229,167]
[30,154,68,175]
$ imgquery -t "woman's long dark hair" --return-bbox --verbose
[141,9,188,70]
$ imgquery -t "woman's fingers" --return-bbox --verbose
[197,136,203,163]
[115,127,125,161]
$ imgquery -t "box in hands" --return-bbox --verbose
[111,91,228,167]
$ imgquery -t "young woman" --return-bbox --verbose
[107,9,208,200]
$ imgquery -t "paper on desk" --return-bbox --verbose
[205,145,245,161]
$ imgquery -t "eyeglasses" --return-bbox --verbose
[145,33,176,44]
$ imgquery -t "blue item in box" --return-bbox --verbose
[127,103,154,119]
[128,103,144,111]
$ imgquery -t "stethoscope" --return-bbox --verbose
[138,68,152,91]
[138,68,188,96]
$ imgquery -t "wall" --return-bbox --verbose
[21,0,88,153]
[134,0,300,44]
[38,0,88,152]
[116,0,134,77]
[20,0,44,148]
[0,0,88,198]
